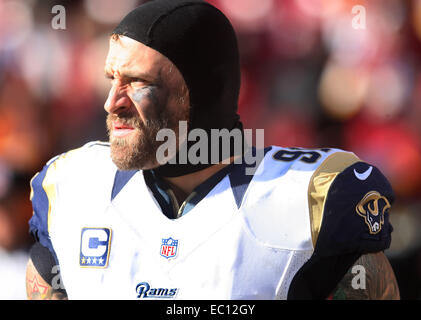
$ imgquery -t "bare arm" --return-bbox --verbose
[25,258,67,300]
[329,252,400,300]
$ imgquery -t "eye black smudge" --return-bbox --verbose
[131,86,166,114]
[131,87,149,104]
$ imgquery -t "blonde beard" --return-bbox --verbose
[107,113,170,171]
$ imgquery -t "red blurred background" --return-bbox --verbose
[0,0,420,299]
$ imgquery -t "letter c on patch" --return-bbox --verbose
[81,228,109,257]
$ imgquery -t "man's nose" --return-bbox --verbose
[104,83,132,114]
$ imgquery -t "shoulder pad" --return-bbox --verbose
[28,141,110,260]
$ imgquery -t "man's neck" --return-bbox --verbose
[160,158,236,205]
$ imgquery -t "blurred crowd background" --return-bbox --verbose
[0,0,420,299]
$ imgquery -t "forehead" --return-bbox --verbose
[104,35,167,77]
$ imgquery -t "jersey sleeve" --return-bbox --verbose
[288,155,395,299]
[28,156,61,265]
[314,161,394,256]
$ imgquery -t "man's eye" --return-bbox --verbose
[131,78,146,84]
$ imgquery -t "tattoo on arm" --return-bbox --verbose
[26,259,68,300]
[330,252,400,300]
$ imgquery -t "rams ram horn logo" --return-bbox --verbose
[356,191,391,234]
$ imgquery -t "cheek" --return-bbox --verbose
[130,86,167,116]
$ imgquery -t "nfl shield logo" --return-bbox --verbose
[160,237,179,259]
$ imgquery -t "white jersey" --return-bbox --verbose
[29,141,394,299]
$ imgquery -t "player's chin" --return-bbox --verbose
[109,138,159,171]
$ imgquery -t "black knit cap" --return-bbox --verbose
[113,0,242,177]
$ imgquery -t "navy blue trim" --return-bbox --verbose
[143,170,175,218]
[229,146,272,208]
[29,166,51,230]
[111,170,138,201]
[145,162,238,219]
[145,163,236,219]
[185,163,236,213]
[28,161,59,264]
[142,147,272,218]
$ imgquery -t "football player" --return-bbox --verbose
[26,0,399,300]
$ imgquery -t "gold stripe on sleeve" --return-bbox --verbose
[308,152,360,248]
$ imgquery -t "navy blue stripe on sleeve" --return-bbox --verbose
[28,160,59,264]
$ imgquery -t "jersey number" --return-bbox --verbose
[273,148,330,164]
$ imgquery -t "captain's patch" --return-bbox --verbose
[80,228,112,268]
